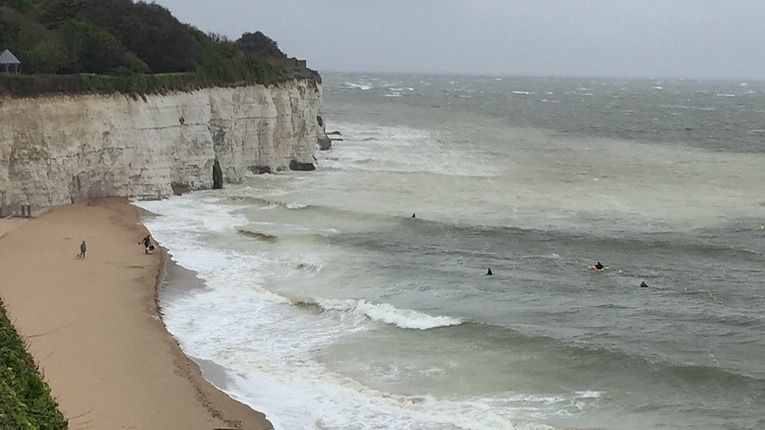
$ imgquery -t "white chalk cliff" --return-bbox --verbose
[0,78,325,210]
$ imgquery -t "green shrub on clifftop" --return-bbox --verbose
[0,71,207,97]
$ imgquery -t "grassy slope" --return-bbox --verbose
[0,299,67,430]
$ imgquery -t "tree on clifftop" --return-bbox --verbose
[236,31,286,59]
[0,0,303,88]
[55,19,148,74]
[76,0,201,73]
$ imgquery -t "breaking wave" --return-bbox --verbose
[298,297,464,330]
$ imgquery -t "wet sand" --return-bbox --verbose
[0,198,272,429]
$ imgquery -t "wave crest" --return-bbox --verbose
[312,298,463,330]
[236,228,278,242]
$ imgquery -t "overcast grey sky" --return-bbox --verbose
[152,0,765,80]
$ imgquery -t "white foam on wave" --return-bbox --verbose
[316,298,463,330]
[135,194,246,243]
[135,182,616,429]
[316,121,503,178]
[135,196,289,304]
[575,390,603,399]
[134,194,546,430]
[219,362,544,430]
[344,82,372,90]
[135,195,348,355]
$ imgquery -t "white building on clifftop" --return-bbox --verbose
[0,49,21,74]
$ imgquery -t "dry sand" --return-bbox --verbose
[0,198,272,430]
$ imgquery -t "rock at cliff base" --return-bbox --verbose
[171,182,191,196]
[318,134,332,150]
[249,166,272,175]
[289,160,315,171]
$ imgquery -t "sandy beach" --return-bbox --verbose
[0,198,272,430]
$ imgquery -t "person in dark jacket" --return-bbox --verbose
[142,235,154,254]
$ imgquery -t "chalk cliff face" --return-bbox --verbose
[0,79,324,209]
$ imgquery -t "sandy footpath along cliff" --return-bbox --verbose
[0,79,326,212]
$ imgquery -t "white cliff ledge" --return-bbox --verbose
[0,79,325,211]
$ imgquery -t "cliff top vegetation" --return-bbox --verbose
[0,0,317,96]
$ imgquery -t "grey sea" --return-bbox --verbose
[136,73,765,430]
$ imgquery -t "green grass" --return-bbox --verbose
[0,72,202,98]
[0,69,317,98]
[0,299,67,429]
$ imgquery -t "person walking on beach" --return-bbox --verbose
[141,234,154,254]
[79,240,87,259]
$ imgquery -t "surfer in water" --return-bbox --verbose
[486,268,493,276]
[640,281,649,288]
[594,262,604,270]
[411,213,416,218]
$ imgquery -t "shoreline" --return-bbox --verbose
[154,252,270,425]
[151,233,275,430]
[0,198,272,429]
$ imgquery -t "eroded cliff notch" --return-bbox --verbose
[212,158,223,189]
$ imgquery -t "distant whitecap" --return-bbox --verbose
[344,82,372,90]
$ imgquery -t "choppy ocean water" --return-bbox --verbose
[135,73,765,430]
